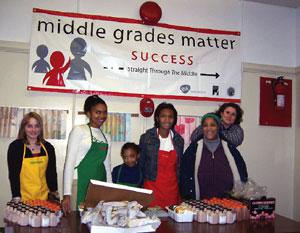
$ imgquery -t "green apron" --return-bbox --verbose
[116,164,142,188]
[75,125,108,207]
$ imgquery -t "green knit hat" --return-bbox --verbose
[201,113,221,126]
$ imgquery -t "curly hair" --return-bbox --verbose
[215,103,243,125]
[121,142,139,158]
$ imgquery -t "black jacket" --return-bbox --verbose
[180,141,248,200]
[7,139,58,198]
[139,127,184,181]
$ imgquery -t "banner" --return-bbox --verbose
[28,8,241,102]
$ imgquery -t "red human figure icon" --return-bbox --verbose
[43,51,70,87]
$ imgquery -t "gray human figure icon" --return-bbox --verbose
[67,38,92,80]
[32,45,51,73]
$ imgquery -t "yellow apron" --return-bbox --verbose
[20,143,49,201]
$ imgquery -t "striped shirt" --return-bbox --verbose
[190,124,244,147]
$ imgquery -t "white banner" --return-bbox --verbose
[28,8,241,102]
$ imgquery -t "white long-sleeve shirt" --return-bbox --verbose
[63,124,112,196]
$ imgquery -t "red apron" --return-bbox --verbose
[144,149,180,208]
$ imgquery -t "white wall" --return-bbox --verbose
[241,65,296,219]
[0,0,299,225]
[294,7,300,222]
[241,1,296,67]
[0,0,242,43]
[294,71,300,221]
[297,7,300,66]
[80,0,242,30]
[0,0,298,67]
[0,0,78,42]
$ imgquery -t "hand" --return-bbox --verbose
[12,197,21,203]
[61,195,71,216]
[48,191,60,203]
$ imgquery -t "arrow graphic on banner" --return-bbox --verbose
[103,66,124,70]
[200,72,220,79]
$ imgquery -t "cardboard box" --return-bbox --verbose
[84,180,154,208]
[84,180,158,233]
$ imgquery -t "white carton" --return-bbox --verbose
[90,224,159,233]
[166,207,193,222]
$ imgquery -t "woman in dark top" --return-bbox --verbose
[7,112,58,201]
[190,103,248,182]
[180,113,240,200]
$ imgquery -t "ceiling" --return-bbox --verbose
[244,0,300,8]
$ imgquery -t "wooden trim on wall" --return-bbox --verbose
[295,66,300,76]
[0,40,29,54]
[242,62,297,77]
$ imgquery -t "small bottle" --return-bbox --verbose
[226,210,235,224]
[241,205,249,220]
[28,211,34,226]
[206,211,212,224]
[210,212,219,224]
[232,210,237,222]
[234,206,242,221]
[11,208,19,223]
[219,212,227,224]
[17,210,22,225]
[41,213,50,227]
[6,205,13,222]
[31,213,41,228]
[49,212,58,227]
[192,207,198,221]
[19,211,29,226]
[197,210,207,223]
[4,204,11,221]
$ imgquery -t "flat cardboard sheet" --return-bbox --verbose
[84,180,154,208]
[90,223,158,233]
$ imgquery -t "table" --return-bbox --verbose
[4,212,300,233]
